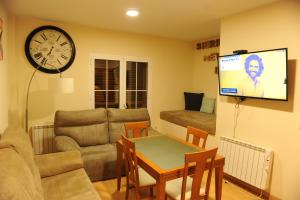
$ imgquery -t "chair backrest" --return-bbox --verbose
[124,121,149,138]
[186,126,208,148]
[107,108,150,143]
[181,148,218,200]
[122,135,140,188]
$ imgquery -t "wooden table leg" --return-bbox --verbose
[156,177,166,200]
[215,165,224,200]
[116,141,123,191]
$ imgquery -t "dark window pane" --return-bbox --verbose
[95,91,106,108]
[95,59,106,90]
[126,91,136,109]
[107,91,119,108]
[126,61,136,90]
[137,62,147,90]
[108,60,120,90]
[137,91,147,108]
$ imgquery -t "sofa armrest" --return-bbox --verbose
[34,150,83,178]
[55,136,80,152]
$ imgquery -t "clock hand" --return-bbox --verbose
[47,46,54,56]
[46,62,55,68]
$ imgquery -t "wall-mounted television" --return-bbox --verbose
[218,48,288,101]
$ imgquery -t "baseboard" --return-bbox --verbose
[224,173,270,200]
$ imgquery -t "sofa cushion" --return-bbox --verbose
[200,97,215,114]
[107,108,150,143]
[42,168,100,200]
[80,144,116,155]
[0,147,44,200]
[184,92,204,111]
[0,128,44,199]
[55,136,81,152]
[80,144,117,181]
[35,150,83,178]
[54,108,109,146]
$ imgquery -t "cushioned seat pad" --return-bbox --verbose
[138,168,156,187]
[160,110,216,135]
[42,169,100,200]
[165,176,205,200]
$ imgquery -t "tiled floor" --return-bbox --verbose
[93,174,263,200]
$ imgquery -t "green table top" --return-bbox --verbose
[133,135,199,171]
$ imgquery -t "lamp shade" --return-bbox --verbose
[48,77,74,94]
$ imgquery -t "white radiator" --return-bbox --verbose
[218,136,273,190]
[30,124,55,155]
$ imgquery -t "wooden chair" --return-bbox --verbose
[124,121,150,138]
[122,135,156,200]
[186,126,208,148]
[165,148,218,200]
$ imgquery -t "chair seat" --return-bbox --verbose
[138,168,156,187]
[165,176,205,200]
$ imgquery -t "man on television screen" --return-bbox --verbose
[238,54,264,97]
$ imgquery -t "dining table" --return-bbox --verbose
[116,134,225,200]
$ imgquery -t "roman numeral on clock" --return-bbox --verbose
[41,57,48,65]
[34,53,43,60]
[56,35,61,42]
[61,54,68,60]
[60,42,68,46]
[34,40,42,44]
[41,33,47,41]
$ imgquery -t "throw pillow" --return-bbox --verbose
[200,97,215,114]
[184,92,204,111]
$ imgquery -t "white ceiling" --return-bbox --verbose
[4,0,280,41]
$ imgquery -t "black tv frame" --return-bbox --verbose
[217,48,288,101]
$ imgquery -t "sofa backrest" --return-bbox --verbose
[54,108,109,147]
[107,108,150,143]
[0,128,44,200]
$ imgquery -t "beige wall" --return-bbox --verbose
[0,2,9,134]
[193,42,219,98]
[8,16,194,130]
[213,1,300,199]
[160,41,219,137]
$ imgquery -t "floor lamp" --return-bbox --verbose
[25,67,74,132]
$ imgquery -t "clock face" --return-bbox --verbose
[25,26,76,74]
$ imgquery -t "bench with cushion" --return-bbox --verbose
[160,110,216,135]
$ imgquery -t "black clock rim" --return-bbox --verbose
[25,25,76,74]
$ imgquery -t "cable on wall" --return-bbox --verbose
[233,97,245,138]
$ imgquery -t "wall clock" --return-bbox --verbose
[25,25,76,74]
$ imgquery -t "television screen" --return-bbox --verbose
[218,48,288,101]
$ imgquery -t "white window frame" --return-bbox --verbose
[89,54,152,112]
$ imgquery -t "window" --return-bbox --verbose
[126,61,148,108]
[94,59,120,108]
[92,56,149,109]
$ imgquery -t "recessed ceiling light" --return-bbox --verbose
[126,9,139,17]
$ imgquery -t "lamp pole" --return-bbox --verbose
[25,65,65,132]
[25,66,41,132]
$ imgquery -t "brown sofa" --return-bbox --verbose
[54,108,158,182]
[0,128,100,200]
